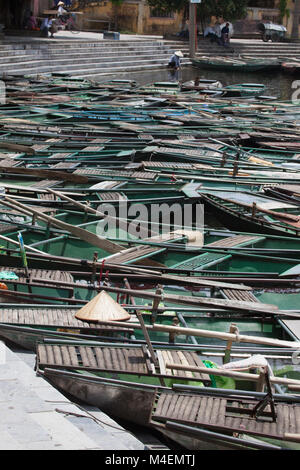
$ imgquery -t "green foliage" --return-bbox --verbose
[279,0,290,21]
[147,0,248,21]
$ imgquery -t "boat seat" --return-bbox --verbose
[31,180,62,189]
[31,144,50,152]
[152,392,300,442]
[0,223,17,234]
[0,267,73,286]
[221,289,258,303]
[206,234,265,248]
[99,192,128,201]
[156,349,210,382]
[104,244,166,265]
[0,306,134,333]
[74,168,157,181]
[50,162,80,170]
[172,252,232,271]
[36,344,211,384]
[48,153,74,160]
[81,146,105,152]
[91,138,110,143]
[0,158,20,168]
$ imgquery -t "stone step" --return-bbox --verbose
[0,342,144,450]
[4,59,192,77]
[0,50,176,66]
[0,53,191,73]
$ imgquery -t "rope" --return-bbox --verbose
[99,259,105,284]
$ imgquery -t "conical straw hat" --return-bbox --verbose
[75,291,131,322]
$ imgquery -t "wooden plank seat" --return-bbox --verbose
[0,223,17,234]
[31,144,50,152]
[146,146,220,159]
[0,204,56,216]
[143,161,196,169]
[81,146,105,152]
[172,252,231,271]
[0,158,20,168]
[0,267,73,285]
[221,289,258,303]
[74,168,157,181]
[172,234,266,271]
[31,180,61,189]
[91,138,110,144]
[99,192,128,201]
[152,393,300,441]
[0,153,23,160]
[104,232,181,265]
[50,162,80,170]
[48,153,73,160]
[206,234,265,248]
[36,344,211,384]
[45,138,66,144]
[105,244,165,265]
[0,306,134,333]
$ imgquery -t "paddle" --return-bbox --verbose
[1,196,123,254]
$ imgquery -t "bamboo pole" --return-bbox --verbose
[23,280,277,315]
[2,196,122,254]
[124,278,158,367]
[165,363,300,386]
[94,319,300,349]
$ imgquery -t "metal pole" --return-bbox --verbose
[189,1,196,58]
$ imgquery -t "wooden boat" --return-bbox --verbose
[201,191,300,238]
[281,61,300,74]
[40,367,300,449]
[35,338,300,450]
[191,56,281,73]
[0,293,296,351]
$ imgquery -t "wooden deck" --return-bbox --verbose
[152,392,300,441]
[0,306,134,334]
[37,344,211,384]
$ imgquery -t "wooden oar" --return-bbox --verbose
[0,141,36,155]
[0,166,88,184]
[0,233,46,255]
[2,196,122,254]
[94,319,300,349]
[164,363,300,387]
[224,197,300,222]
[124,278,159,367]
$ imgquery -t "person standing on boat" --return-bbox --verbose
[168,51,183,70]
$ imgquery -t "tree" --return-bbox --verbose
[279,0,290,26]
[147,0,248,22]
[291,0,300,39]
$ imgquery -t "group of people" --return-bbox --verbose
[204,22,232,47]
[26,1,73,39]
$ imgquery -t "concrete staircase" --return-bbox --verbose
[0,39,190,78]
[194,39,300,60]
[1,37,300,79]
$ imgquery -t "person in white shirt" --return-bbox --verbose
[57,2,68,20]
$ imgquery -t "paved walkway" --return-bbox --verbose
[0,341,144,450]
[7,31,295,45]
[5,31,164,43]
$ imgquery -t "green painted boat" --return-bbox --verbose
[191,57,281,74]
